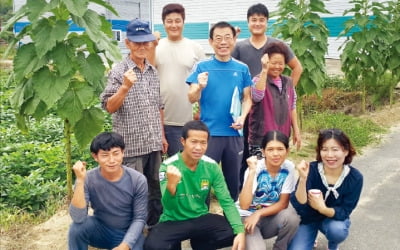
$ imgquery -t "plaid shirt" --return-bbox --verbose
[100,56,163,157]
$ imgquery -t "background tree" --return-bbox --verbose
[339,0,400,112]
[1,0,122,200]
[271,0,330,125]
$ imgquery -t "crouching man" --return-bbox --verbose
[144,120,245,250]
[68,132,148,250]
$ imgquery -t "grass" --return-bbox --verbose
[0,195,67,231]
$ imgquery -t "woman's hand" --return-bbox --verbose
[244,211,261,234]
[296,160,309,180]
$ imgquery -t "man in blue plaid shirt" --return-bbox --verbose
[100,18,168,228]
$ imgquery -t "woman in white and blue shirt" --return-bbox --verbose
[238,130,300,250]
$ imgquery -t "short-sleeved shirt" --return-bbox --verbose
[237,159,296,216]
[186,56,253,136]
[100,56,163,157]
[156,38,205,126]
[159,153,244,234]
[232,37,296,77]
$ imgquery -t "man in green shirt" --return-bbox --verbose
[144,120,245,250]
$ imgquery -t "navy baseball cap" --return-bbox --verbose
[126,18,156,42]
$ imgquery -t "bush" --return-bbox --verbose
[303,111,385,152]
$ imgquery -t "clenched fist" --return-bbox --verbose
[197,72,208,89]
[123,69,138,89]
[166,165,182,185]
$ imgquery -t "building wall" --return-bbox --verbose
[152,0,385,59]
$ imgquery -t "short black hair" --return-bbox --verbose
[261,130,289,149]
[263,42,290,64]
[209,21,236,39]
[90,132,125,154]
[162,3,185,23]
[247,3,269,20]
[182,120,210,139]
[316,129,356,164]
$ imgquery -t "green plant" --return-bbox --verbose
[339,0,400,111]
[303,111,385,152]
[272,0,330,97]
[1,0,122,200]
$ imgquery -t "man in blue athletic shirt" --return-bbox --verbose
[187,21,253,201]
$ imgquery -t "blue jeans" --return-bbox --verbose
[68,216,145,250]
[288,218,350,250]
[164,125,184,156]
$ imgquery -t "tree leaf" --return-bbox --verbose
[32,67,70,108]
[50,43,75,77]
[63,0,88,17]
[13,43,47,82]
[57,81,96,125]
[10,78,32,109]
[77,52,106,87]
[309,0,331,13]
[32,18,69,58]
[26,0,48,22]
[73,107,105,148]
[90,0,119,16]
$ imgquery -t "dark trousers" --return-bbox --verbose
[144,214,235,250]
[205,136,243,201]
[124,151,162,226]
[239,117,250,190]
[164,125,183,157]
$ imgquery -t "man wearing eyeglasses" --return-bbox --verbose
[100,18,167,230]
[187,21,253,202]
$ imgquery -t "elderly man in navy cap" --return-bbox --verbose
[100,18,167,230]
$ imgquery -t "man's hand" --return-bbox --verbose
[72,160,87,181]
[166,165,181,196]
[231,115,245,130]
[162,136,169,154]
[166,165,182,185]
[112,242,130,250]
[232,232,245,250]
[197,72,208,89]
[123,69,138,89]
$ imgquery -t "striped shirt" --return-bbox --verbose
[100,56,163,157]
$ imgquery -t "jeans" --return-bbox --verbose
[68,216,145,250]
[288,218,350,250]
[164,125,184,157]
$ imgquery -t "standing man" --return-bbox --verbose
[144,120,245,250]
[232,3,303,188]
[68,132,147,250]
[232,3,303,83]
[100,18,167,228]
[156,3,206,156]
[187,21,253,201]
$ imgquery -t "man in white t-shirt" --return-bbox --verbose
[156,3,206,156]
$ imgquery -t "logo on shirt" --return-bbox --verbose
[233,72,238,77]
[159,171,166,181]
[200,179,209,190]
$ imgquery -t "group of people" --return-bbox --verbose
[67,3,363,250]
